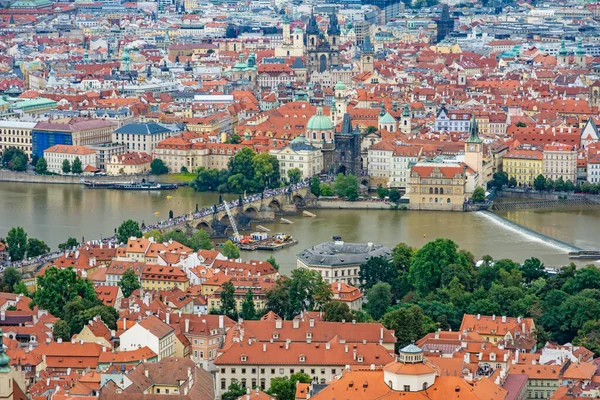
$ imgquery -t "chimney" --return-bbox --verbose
[219,315,224,329]
[492,315,496,321]
[165,312,170,325]
[502,315,506,323]
[103,346,107,352]
[285,342,289,350]
[370,364,375,370]
[0,311,4,321]
[57,338,63,343]
[477,314,481,320]
[380,328,384,340]
[144,368,149,377]
[326,342,330,350]
[309,318,314,328]
[293,318,299,329]
[123,318,127,330]
[514,349,520,363]
[263,343,266,352]
[344,344,348,353]
[353,349,357,360]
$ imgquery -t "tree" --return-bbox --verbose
[408,238,473,296]
[117,219,142,243]
[71,157,83,174]
[520,257,547,284]
[554,177,565,192]
[516,121,527,127]
[118,268,141,298]
[36,157,47,174]
[359,256,395,290]
[382,305,436,350]
[365,125,378,134]
[471,186,486,202]
[53,320,71,341]
[564,179,575,192]
[266,269,332,319]
[220,281,236,317]
[346,176,359,201]
[509,177,517,188]
[58,237,79,251]
[151,158,169,175]
[26,238,49,258]
[3,267,21,292]
[62,159,71,174]
[533,174,546,191]
[12,154,27,172]
[6,226,27,261]
[311,175,321,197]
[334,173,348,197]
[377,185,390,199]
[191,167,229,192]
[389,189,401,203]
[252,152,280,191]
[320,183,334,196]
[143,229,162,242]
[190,229,212,251]
[266,256,280,271]
[574,320,600,356]
[366,282,393,320]
[241,288,256,320]
[221,381,245,400]
[323,301,352,322]
[226,133,242,144]
[492,171,509,188]
[268,372,311,400]
[180,166,188,173]
[31,266,99,319]
[13,281,28,296]
[222,240,240,259]
[287,168,302,184]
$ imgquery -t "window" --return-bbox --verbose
[404,385,410,392]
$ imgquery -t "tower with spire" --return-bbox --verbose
[305,11,341,75]
[360,33,374,73]
[575,40,586,67]
[120,47,130,72]
[400,103,411,134]
[465,114,484,186]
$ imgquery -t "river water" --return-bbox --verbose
[0,182,598,273]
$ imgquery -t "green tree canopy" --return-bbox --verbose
[268,372,311,400]
[6,226,27,261]
[26,238,49,258]
[58,237,79,251]
[382,305,436,351]
[36,157,48,174]
[359,256,395,290]
[534,174,546,191]
[118,268,141,298]
[287,168,302,184]
[221,381,245,400]
[220,281,236,318]
[389,189,401,203]
[241,288,256,320]
[222,240,240,259]
[53,320,71,341]
[62,159,71,174]
[366,282,392,320]
[319,183,334,196]
[31,267,100,319]
[71,157,83,174]
[150,158,169,174]
[266,256,280,271]
[471,186,486,202]
[322,301,352,322]
[2,267,22,292]
[311,175,321,197]
[377,185,390,199]
[117,219,142,243]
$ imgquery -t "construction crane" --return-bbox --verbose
[223,201,241,242]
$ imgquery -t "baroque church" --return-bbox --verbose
[305,13,342,75]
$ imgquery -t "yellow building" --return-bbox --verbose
[503,148,543,186]
[141,265,190,291]
[207,277,276,312]
[0,121,36,158]
[408,162,475,211]
[106,152,152,175]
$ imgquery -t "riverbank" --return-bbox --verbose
[0,170,190,185]
[314,200,401,210]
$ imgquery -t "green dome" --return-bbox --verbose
[334,81,346,90]
[307,107,333,131]
[0,329,11,373]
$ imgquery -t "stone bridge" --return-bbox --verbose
[166,187,313,236]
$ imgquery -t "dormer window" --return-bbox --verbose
[299,355,306,363]
[273,333,279,339]
[241,355,247,362]
[306,332,312,339]
[358,355,364,363]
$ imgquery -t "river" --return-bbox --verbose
[0,182,598,273]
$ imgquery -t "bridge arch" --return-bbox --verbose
[292,193,304,205]
[220,215,232,226]
[196,221,211,231]
[244,206,259,219]
[268,198,282,212]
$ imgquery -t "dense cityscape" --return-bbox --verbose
[2,0,600,399]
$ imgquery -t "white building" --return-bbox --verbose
[0,121,36,158]
[368,141,422,188]
[113,122,173,154]
[434,105,471,133]
[119,315,175,360]
[270,134,323,179]
[43,145,96,174]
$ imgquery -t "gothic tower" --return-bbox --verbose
[465,114,484,187]
[558,40,569,67]
[360,34,374,73]
[332,81,347,126]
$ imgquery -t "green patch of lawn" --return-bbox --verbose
[158,172,196,183]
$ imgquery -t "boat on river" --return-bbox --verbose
[113,182,178,190]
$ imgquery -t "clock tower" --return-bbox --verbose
[465,114,484,186]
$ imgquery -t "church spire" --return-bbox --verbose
[466,114,482,143]
[306,13,319,35]
[0,329,11,373]
[328,13,340,36]
[361,34,374,53]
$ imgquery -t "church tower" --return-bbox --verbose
[575,40,586,67]
[120,47,130,72]
[360,34,374,73]
[589,81,600,109]
[465,114,484,187]
[282,14,291,45]
[332,81,347,126]
[557,40,569,67]
[400,103,411,134]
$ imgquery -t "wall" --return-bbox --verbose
[0,170,161,185]
[315,200,394,210]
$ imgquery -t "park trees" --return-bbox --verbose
[322,301,352,322]
[471,186,486,202]
[534,174,546,191]
[241,288,257,320]
[26,238,50,257]
[359,256,395,290]
[2,147,28,171]
[71,157,83,174]
[366,282,393,320]
[310,175,321,197]
[62,159,71,174]
[219,281,236,318]
[287,168,302,184]
[268,372,311,400]
[221,240,240,259]
[36,157,47,174]
[58,237,79,251]
[117,219,142,243]
[6,226,27,261]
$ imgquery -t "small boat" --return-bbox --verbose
[113,182,178,191]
